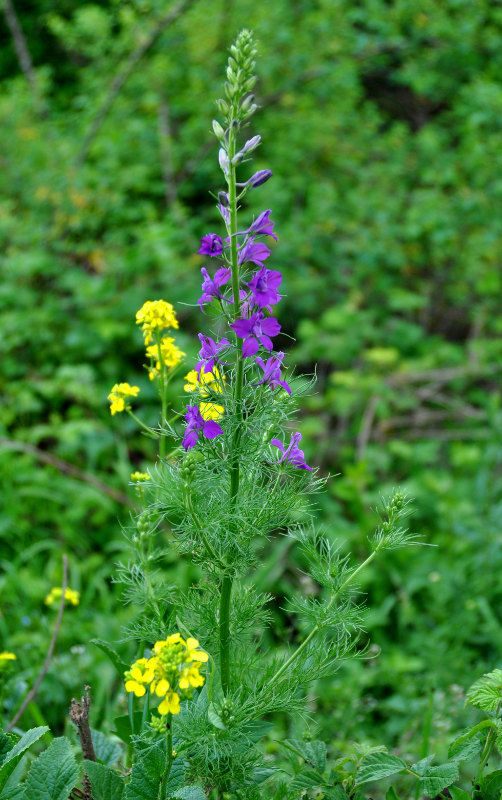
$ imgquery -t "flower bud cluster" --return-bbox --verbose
[45,586,80,607]
[124,633,208,717]
[216,29,258,126]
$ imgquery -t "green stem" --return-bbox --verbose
[219,574,232,694]
[476,702,501,785]
[270,550,379,684]
[159,713,173,800]
[126,409,160,439]
[155,331,168,459]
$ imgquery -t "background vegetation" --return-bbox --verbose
[2,0,502,782]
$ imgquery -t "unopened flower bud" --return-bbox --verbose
[247,169,272,188]
[212,120,225,141]
[218,148,230,176]
[241,94,255,112]
[216,98,229,116]
[218,191,229,207]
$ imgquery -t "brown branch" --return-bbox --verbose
[0,438,132,507]
[77,0,197,165]
[2,0,37,90]
[7,555,68,731]
[69,686,96,800]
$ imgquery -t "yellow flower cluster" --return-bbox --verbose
[0,651,16,675]
[184,368,225,421]
[136,300,179,345]
[124,633,208,716]
[45,587,80,607]
[0,652,16,662]
[146,337,185,381]
[108,382,140,415]
[130,472,151,482]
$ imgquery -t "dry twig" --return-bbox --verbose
[69,686,96,800]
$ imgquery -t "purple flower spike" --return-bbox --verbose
[198,233,224,257]
[195,334,231,375]
[230,311,281,357]
[255,352,291,394]
[198,267,231,309]
[271,432,313,470]
[182,404,223,451]
[248,209,278,241]
[238,238,271,267]
[248,267,282,309]
[247,170,273,187]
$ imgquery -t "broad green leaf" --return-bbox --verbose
[356,752,406,785]
[172,786,206,800]
[207,703,226,730]
[450,786,472,800]
[482,769,502,797]
[84,760,124,800]
[0,786,25,800]
[386,788,401,800]
[124,740,176,800]
[322,787,349,799]
[0,733,17,767]
[285,739,327,772]
[245,766,276,786]
[240,721,274,743]
[112,712,144,745]
[91,729,122,767]
[24,737,79,800]
[90,639,129,675]
[418,763,459,796]
[448,723,487,761]
[466,669,502,712]
[0,727,49,791]
[288,768,323,790]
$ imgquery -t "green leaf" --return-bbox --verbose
[386,788,401,800]
[322,787,349,799]
[356,752,406,785]
[0,733,17,767]
[417,763,459,796]
[0,727,49,792]
[91,729,122,767]
[84,761,124,800]
[240,721,274,743]
[289,769,323,790]
[450,786,472,800]
[124,741,166,800]
[448,723,488,761]
[91,639,129,675]
[207,703,226,730]
[466,669,502,712]
[24,737,79,800]
[0,786,25,800]
[112,712,144,745]
[482,769,502,797]
[285,739,327,772]
[172,786,206,800]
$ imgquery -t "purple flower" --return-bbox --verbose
[270,432,313,470]
[233,135,261,163]
[247,170,272,187]
[198,234,224,257]
[218,203,230,225]
[195,334,231,375]
[248,209,278,241]
[255,352,291,394]
[219,148,230,175]
[238,238,271,267]
[247,267,282,309]
[198,267,231,309]
[230,311,281,357]
[182,404,223,451]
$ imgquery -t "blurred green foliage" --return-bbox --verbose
[1,0,502,770]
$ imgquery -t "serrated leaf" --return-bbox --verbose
[322,786,349,799]
[91,729,122,767]
[91,639,129,675]
[113,712,144,745]
[124,740,184,800]
[448,723,488,762]
[449,786,472,800]
[207,703,226,730]
[172,786,206,800]
[0,727,49,791]
[84,760,124,800]
[418,763,459,796]
[284,739,327,771]
[482,769,502,797]
[240,720,274,743]
[466,669,502,712]
[0,733,17,767]
[24,737,79,800]
[356,752,406,785]
[289,768,323,790]
[0,786,25,800]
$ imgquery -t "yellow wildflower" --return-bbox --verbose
[158,692,181,715]
[130,472,151,482]
[136,300,179,345]
[108,383,140,415]
[124,657,158,697]
[184,369,225,421]
[45,587,80,607]
[0,652,16,661]
[146,336,185,380]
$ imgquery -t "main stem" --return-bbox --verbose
[219,125,244,695]
[159,713,173,800]
[270,549,379,684]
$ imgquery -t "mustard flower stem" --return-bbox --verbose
[155,330,168,459]
[270,549,379,684]
[126,409,160,439]
[159,713,173,800]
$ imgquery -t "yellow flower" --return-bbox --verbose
[185,637,209,663]
[158,691,181,715]
[146,336,185,380]
[45,587,80,607]
[179,664,205,690]
[136,300,179,345]
[199,401,224,421]
[130,472,151,482]
[124,657,157,697]
[0,652,16,661]
[184,369,225,421]
[108,383,140,415]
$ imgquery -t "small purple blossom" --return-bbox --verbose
[219,148,230,175]
[238,238,271,267]
[248,267,282,309]
[255,352,291,394]
[198,233,224,257]
[247,170,272,187]
[195,334,231,375]
[248,209,277,241]
[230,311,281,357]
[270,432,313,470]
[182,404,223,451]
[198,267,231,310]
[233,135,261,164]
[218,203,230,225]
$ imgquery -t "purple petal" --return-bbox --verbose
[203,420,223,440]
[270,438,285,454]
[230,319,252,339]
[258,334,274,351]
[242,337,260,357]
[261,317,281,337]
